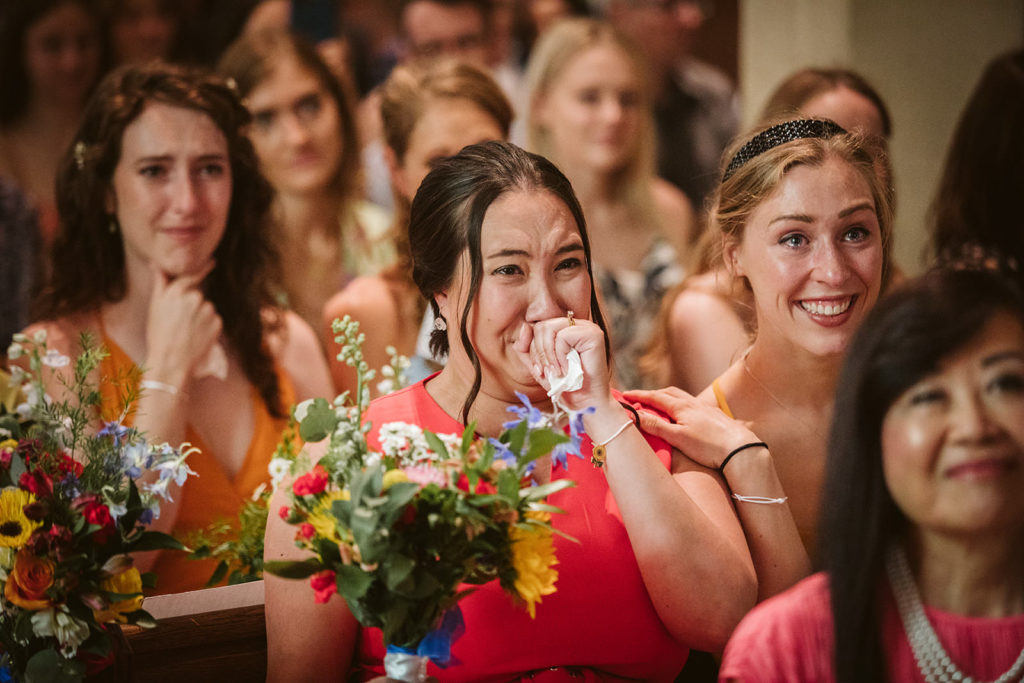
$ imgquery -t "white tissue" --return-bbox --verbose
[547,349,584,412]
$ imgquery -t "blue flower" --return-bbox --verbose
[98,421,130,447]
[550,407,593,471]
[488,438,517,466]
[503,392,547,431]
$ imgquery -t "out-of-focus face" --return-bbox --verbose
[402,0,488,65]
[245,53,344,197]
[802,86,886,141]
[438,189,592,402]
[727,154,884,359]
[112,0,177,65]
[608,0,704,72]
[392,97,504,201]
[534,42,644,177]
[881,312,1024,541]
[110,103,232,278]
[23,1,102,108]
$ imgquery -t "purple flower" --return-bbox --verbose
[98,421,130,447]
[503,392,546,431]
[551,407,593,471]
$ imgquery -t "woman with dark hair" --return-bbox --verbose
[720,267,1024,682]
[929,49,1024,288]
[0,0,109,244]
[264,141,756,681]
[25,62,332,594]
[218,28,393,336]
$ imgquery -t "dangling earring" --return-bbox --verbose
[108,214,119,235]
[433,316,447,332]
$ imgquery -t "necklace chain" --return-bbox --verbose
[886,545,1024,683]
[741,356,828,442]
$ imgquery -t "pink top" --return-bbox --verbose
[720,572,1024,683]
[350,379,690,682]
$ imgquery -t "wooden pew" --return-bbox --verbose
[120,581,266,682]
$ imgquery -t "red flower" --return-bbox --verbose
[293,465,329,496]
[296,523,315,541]
[456,473,496,495]
[83,501,117,544]
[58,454,83,477]
[400,503,417,526]
[310,570,336,604]
[18,470,53,498]
[278,505,290,520]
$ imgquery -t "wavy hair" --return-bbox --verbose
[36,63,284,416]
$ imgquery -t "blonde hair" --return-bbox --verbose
[380,58,513,162]
[524,18,659,219]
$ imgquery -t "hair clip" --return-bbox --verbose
[723,119,846,181]
[73,141,87,170]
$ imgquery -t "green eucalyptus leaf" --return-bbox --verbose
[298,398,339,442]
[264,558,322,579]
[335,563,373,599]
[423,430,450,460]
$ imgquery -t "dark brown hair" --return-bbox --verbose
[929,49,1024,286]
[36,62,284,416]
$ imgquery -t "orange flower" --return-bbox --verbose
[5,549,55,609]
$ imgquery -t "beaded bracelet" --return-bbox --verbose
[718,441,768,475]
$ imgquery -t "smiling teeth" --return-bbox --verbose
[800,298,852,316]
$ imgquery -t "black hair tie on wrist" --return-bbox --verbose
[718,442,769,475]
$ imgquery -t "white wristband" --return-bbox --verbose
[140,379,180,396]
[731,493,788,505]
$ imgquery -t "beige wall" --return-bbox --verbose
[740,0,1023,274]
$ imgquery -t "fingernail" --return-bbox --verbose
[533,363,543,377]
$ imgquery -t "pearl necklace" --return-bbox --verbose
[886,546,1024,683]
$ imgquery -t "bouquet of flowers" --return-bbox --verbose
[0,332,196,682]
[266,318,586,680]
[187,346,412,588]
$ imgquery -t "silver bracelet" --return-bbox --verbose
[140,379,180,396]
[731,493,788,505]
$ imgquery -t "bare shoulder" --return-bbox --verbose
[670,284,736,332]
[323,275,402,338]
[269,310,333,400]
[23,313,98,355]
[652,178,696,247]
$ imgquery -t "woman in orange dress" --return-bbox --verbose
[25,63,332,594]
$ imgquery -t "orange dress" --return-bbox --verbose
[99,335,294,594]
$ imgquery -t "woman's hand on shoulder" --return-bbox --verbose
[623,386,760,471]
[513,314,615,412]
[144,264,222,388]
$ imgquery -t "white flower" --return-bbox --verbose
[6,342,23,360]
[31,608,90,656]
[152,444,199,487]
[7,365,25,383]
[268,457,291,490]
[250,482,267,501]
[293,398,315,423]
[32,329,47,345]
[41,349,70,368]
[10,333,27,343]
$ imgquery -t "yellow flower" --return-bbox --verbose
[381,469,408,491]
[93,567,144,624]
[509,511,558,618]
[0,439,17,451]
[0,488,41,548]
[307,489,350,542]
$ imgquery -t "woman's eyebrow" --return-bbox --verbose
[982,349,1024,367]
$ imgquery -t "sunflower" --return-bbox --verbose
[0,488,40,548]
[306,489,351,542]
[509,510,559,618]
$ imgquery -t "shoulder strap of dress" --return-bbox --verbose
[711,378,735,419]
